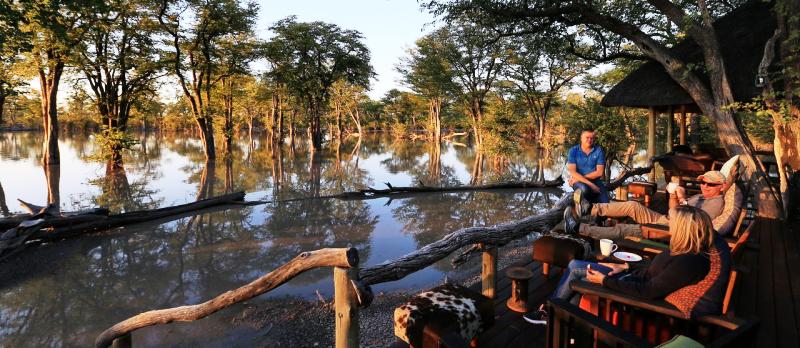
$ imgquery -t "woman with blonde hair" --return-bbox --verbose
[525,206,731,324]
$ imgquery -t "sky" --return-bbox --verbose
[254,0,438,99]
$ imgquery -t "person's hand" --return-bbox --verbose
[586,266,606,284]
[588,182,601,193]
[598,262,628,276]
[675,186,686,200]
[568,178,576,186]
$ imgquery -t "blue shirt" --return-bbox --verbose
[567,144,606,176]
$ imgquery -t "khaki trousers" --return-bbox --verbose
[579,201,670,240]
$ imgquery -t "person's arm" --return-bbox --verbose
[601,254,709,299]
[568,163,601,191]
[583,147,606,180]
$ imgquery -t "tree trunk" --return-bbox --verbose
[0,95,5,126]
[44,164,60,212]
[40,63,64,166]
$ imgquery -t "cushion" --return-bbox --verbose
[394,283,494,346]
[712,182,743,236]
[533,234,591,267]
[719,155,740,185]
[656,335,704,348]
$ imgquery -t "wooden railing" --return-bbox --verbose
[95,248,362,348]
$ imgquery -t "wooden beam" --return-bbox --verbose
[648,107,657,180]
[666,105,674,152]
[679,105,687,145]
[480,243,497,299]
[334,266,360,348]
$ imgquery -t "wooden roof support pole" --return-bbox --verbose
[648,107,657,181]
[679,105,687,145]
[666,105,674,153]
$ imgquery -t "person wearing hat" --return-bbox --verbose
[562,170,728,240]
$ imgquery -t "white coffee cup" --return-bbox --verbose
[600,239,618,257]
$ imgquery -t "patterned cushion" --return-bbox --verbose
[665,237,731,318]
[712,182,743,236]
[394,283,494,346]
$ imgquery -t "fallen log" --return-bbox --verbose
[0,192,246,261]
[336,177,563,200]
[95,248,359,348]
[358,195,570,286]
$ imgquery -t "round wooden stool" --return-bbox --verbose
[505,266,534,313]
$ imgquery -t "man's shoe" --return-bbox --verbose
[573,189,592,217]
[523,309,548,325]
[563,206,581,235]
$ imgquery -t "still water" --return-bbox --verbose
[0,131,649,346]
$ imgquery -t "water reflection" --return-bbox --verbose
[0,131,581,346]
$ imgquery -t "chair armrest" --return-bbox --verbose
[621,237,668,255]
[569,281,746,330]
[640,224,671,240]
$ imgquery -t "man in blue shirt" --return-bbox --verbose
[566,129,609,204]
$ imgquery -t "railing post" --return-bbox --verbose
[334,265,359,348]
[479,243,497,299]
[111,333,131,348]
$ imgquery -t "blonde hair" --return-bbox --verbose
[669,206,715,255]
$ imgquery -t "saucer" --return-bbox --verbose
[613,251,643,262]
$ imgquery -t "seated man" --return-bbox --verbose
[567,128,609,203]
[563,170,727,240]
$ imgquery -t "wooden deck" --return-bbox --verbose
[733,216,800,348]
[467,259,560,348]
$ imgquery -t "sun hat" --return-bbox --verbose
[697,170,726,184]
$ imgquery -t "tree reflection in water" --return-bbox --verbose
[0,132,575,346]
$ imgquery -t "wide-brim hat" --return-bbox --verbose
[697,170,726,184]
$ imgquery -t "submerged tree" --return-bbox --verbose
[15,0,105,164]
[264,17,374,152]
[398,29,458,142]
[157,0,258,160]
[77,0,163,164]
[441,23,510,147]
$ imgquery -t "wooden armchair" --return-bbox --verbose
[567,281,758,347]
[546,298,758,348]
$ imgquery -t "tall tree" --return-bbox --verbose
[440,23,509,147]
[16,0,105,164]
[77,0,163,163]
[264,17,374,151]
[398,29,458,142]
[426,0,784,216]
[157,0,258,160]
[504,40,590,141]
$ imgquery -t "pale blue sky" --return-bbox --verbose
[254,0,437,99]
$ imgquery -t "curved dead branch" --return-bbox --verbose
[95,248,359,348]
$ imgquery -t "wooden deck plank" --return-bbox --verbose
[780,220,800,340]
[766,218,799,347]
[755,217,777,347]
[470,258,558,348]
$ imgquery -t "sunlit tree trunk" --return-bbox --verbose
[44,164,60,212]
[38,60,64,165]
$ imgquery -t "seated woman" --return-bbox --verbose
[526,206,731,324]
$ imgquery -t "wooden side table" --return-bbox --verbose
[505,267,534,313]
[627,182,657,207]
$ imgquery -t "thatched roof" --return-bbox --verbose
[601,1,776,110]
